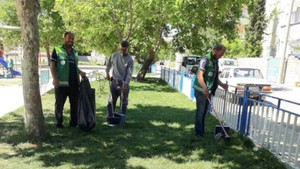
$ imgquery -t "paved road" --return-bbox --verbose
[266,83,300,114]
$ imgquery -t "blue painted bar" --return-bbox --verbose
[161,66,163,79]
[190,75,195,101]
[168,68,170,83]
[246,100,253,136]
[240,87,250,135]
[173,69,176,88]
[179,71,184,92]
[277,99,281,109]
[237,97,242,130]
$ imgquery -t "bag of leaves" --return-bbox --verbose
[78,76,96,131]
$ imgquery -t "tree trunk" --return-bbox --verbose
[45,42,50,66]
[136,49,155,81]
[14,0,45,138]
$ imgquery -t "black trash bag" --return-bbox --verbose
[78,76,96,131]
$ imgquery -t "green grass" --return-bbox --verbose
[78,61,103,66]
[0,78,286,169]
[0,78,22,86]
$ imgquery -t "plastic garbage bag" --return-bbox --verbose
[78,76,96,131]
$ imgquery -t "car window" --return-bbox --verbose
[224,61,234,66]
[188,59,195,65]
[233,68,263,79]
[253,69,263,78]
[219,71,225,78]
[224,70,230,78]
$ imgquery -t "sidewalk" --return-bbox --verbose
[0,78,54,117]
[0,66,104,117]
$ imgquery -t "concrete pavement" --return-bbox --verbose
[0,66,106,117]
[0,78,53,117]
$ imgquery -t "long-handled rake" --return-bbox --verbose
[107,81,126,126]
[207,97,230,141]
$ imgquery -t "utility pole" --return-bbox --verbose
[277,0,294,84]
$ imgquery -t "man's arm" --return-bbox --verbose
[125,59,134,85]
[218,78,228,90]
[197,70,209,98]
[50,48,59,88]
[121,59,134,93]
[78,68,86,78]
[105,54,113,80]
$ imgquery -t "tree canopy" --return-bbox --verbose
[1,0,249,79]
[245,0,267,57]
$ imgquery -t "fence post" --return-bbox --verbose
[180,71,184,92]
[164,67,166,81]
[240,86,250,135]
[173,70,176,88]
[161,66,163,79]
[246,101,253,136]
[168,68,171,83]
[190,75,195,101]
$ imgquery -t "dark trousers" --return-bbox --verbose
[194,90,210,136]
[55,86,79,127]
[107,80,129,116]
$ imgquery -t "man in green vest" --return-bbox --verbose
[193,44,228,138]
[50,32,86,129]
[7,57,14,77]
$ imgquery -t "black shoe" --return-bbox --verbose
[70,124,77,128]
[196,133,204,138]
[70,121,78,128]
[56,124,64,129]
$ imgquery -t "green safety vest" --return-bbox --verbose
[55,46,79,87]
[7,59,14,68]
[193,52,217,93]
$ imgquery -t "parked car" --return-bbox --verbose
[180,55,201,74]
[218,58,237,72]
[219,67,271,100]
[190,58,237,75]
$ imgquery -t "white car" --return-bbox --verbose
[219,67,271,99]
[218,58,237,72]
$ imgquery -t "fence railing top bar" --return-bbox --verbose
[224,84,300,106]
[248,90,300,106]
[246,98,300,117]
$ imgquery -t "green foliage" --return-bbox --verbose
[222,38,247,58]
[157,43,175,62]
[0,0,66,50]
[293,46,300,52]
[245,0,267,57]
[269,7,279,57]
[172,0,247,55]
[89,70,106,95]
[2,0,247,66]
[53,0,247,62]
[54,0,176,60]
[38,0,66,50]
[0,0,21,48]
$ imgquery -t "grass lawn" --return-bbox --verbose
[0,78,286,169]
[78,61,103,66]
[0,77,22,86]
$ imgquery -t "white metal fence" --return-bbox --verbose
[161,67,300,169]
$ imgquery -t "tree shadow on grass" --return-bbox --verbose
[0,104,284,169]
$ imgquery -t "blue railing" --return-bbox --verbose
[161,66,300,169]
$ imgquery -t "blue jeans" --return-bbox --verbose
[194,90,210,136]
